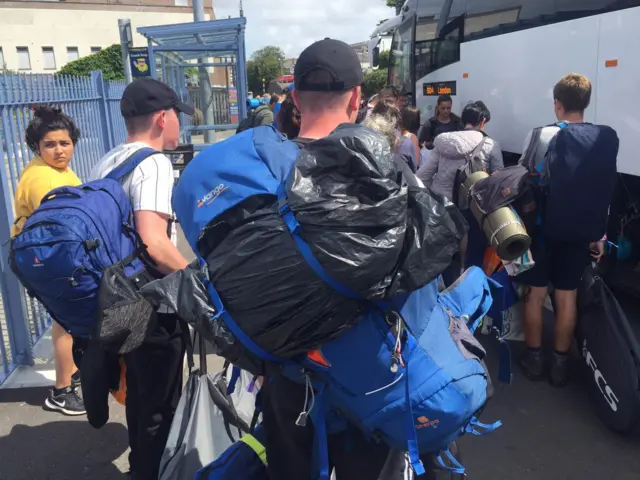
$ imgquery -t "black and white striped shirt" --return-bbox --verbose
[90,141,177,245]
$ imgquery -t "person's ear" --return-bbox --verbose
[349,86,361,112]
[292,90,301,110]
[157,110,167,129]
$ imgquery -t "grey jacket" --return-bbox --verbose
[416,130,503,199]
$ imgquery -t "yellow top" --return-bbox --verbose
[12,156,81,237]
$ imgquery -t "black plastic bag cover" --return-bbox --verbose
[286,123,408,299]
[140,265,264,375]
[387,187,468,296]
[198,195,364,359]
[287,123,467,298]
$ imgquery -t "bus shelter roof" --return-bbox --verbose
[137,17,247,61]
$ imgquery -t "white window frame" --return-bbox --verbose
[42,47,56,70]
[16,47,31,71]
[66,46,79,63]
[90,47,102,54]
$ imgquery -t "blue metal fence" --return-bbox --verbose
[0,71,126,383]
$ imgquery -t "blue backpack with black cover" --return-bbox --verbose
[175,126,500,478]
[10,148,157,337]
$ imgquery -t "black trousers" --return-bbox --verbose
[124,313,185,480]
[261,365,462,480]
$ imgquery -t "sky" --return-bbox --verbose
[214,0,397,58]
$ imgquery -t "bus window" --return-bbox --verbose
[389,18,414,93]
[462,0,640,41]
[414,14,463,78]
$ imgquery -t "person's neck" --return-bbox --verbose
[126,134,165,152]
[558,112,584,123]
[438,116,451,123]
[297,113,349,140]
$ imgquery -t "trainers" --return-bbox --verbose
[71,370,81,389]
[44,386,86,416]
[549,352,571,387]
[519,348,545,380]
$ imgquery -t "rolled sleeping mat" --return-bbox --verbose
[470,200,531,261]
[458,170,490,209]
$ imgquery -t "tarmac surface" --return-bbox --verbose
[2,334,640,480]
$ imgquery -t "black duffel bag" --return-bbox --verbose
[576,264,640,433]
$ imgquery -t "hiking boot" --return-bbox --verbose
[549,352,571,387]
[71,369,81,389]
[519,348,545,380]
[44,386,86,416]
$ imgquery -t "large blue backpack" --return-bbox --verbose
[10,148,157,337]
[542,122,619,243]
[174,127,500,478]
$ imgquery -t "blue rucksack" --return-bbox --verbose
[174,127,500,478]
[194,425,268,480]
[10,148,157,337]
[542,122,619,243]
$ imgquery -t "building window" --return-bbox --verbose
[17,47,31,70]
[90,47,102,54]
[67,47,79,63]
[42,47,56,70]
[175,0,188,6]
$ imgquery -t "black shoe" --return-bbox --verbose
[549,352,571,387]
[71,369,81,389]
[44,386,86,416]
[519,348,545,380]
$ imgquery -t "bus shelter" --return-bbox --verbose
[137,17,248,146]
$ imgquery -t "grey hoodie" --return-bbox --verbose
[416,130,503,199]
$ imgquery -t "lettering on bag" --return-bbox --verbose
[415,416,440,429]
[197,183,228,208]
[583,340,620,412]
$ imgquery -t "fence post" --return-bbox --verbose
[91,71,114,152]
[0,77,33,366]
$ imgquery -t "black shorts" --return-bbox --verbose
[517,236,590,291]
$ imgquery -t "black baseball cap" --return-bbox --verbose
[294,38,364,92]
[120,78,195,119]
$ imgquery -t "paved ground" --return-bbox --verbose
[2,338,639,480]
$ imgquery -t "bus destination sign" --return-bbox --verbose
[423,81,457,96]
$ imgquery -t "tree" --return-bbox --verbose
[58,44,124,80]
[363,69,388,98]
[378,50,391,69]
[246,46,286,94]
[386,0,404,15]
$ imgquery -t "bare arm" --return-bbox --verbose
[135,210,189,275]
[410,134,421,167]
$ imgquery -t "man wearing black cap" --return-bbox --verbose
[261,39,461,480]
[259,38,391,480]
[90,78,192,480]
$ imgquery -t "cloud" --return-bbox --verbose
[214,0,396,57]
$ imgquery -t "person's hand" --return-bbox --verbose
[590,241,605,262]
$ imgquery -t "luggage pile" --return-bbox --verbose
[175,124,467,363]
[147,124,500,478]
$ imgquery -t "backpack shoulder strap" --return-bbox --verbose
[105,147,159,182]
[466,135,487,170]
[520,127,543,172]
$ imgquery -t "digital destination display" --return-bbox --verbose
[423,81,457,96]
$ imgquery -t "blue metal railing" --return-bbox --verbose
[0,71,126,383]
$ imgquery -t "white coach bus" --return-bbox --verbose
[370,0,640,175]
